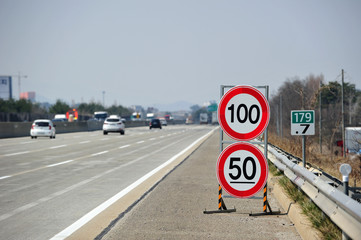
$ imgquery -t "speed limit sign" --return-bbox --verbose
[218,86,270,141]
[217,142,268,198]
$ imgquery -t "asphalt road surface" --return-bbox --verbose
[0,125,216,240]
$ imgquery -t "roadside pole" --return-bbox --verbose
[302,136,306,168]
[291,110,315,167]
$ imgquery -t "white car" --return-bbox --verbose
[159,118,167,126]
[103,115,125,135]
[30,119,56,139]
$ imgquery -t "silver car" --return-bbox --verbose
[103,115,125,135]
[30,119,56,139]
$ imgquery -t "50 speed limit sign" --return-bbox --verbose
[218,86,270,141]
[217,142,268,198]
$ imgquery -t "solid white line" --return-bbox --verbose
[47,160,74,168]
[50,145,67,149]
[0,176,11,180]
[91,151,108,156]
[5,151,29,157]
[50,127,217,240]
[119,145,130,149]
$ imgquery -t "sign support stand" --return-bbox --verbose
[204,86,237,214]
[204,85,281,215]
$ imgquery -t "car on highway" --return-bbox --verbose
[30,119,56,139]
[52,114,67,122]
[149,118,162,129]
[159,118,167,126]
[103,115,125,135]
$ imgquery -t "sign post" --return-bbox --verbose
[204,85,275,215]
[291,110,315,167]
[217,86,270,199]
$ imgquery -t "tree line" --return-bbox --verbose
[269,74,361,155]
[0,99,133,121]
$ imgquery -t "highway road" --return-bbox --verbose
[0,125,216,240]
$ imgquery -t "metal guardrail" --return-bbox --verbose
[266,144,361,240]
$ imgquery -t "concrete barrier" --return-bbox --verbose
[0,121,143,138]
[0,119,186,138]
[0,122,33,138]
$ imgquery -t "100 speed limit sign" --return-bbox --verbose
[217,142,268,198]
[218,86,270,141]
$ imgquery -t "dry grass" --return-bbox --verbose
[278,176,342,240]
[268,132,361,187]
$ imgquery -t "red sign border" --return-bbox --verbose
[218,85,270,141]
[216,142,268,199]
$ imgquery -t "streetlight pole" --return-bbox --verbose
[341,69,346,158]
[102,91,105,107]
[319,80,322,153]
[16,72,27,99]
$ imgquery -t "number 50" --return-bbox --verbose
[229,157,256,180]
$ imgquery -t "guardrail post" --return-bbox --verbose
[340,164,351,240]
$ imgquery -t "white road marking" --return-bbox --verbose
[79,141,90,144]
[5,151,29,157]
[47,160,74,168]
[50,145,67,149]
[91,151,108,156]
[0,176,11,180]
[119,145,130,149]
[50,127,217,240]
[137,141,145,144]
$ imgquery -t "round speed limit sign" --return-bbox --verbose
[218,85,270,141]
[217,142,268,198]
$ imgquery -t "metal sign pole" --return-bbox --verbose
[204,85,236,214]
[302,135,306,168]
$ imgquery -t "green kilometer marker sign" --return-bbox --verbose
[291,110,315,135]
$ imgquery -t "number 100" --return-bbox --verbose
[228,104,260,124]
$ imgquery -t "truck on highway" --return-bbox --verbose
[146,113,155,121]
[94,111,108,121]
[345,127,361,154]
[200,113,208,124]
[131,112,142,121]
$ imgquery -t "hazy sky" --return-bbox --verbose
[1,0,360,110]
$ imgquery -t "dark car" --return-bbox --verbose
[149,119,162,129]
